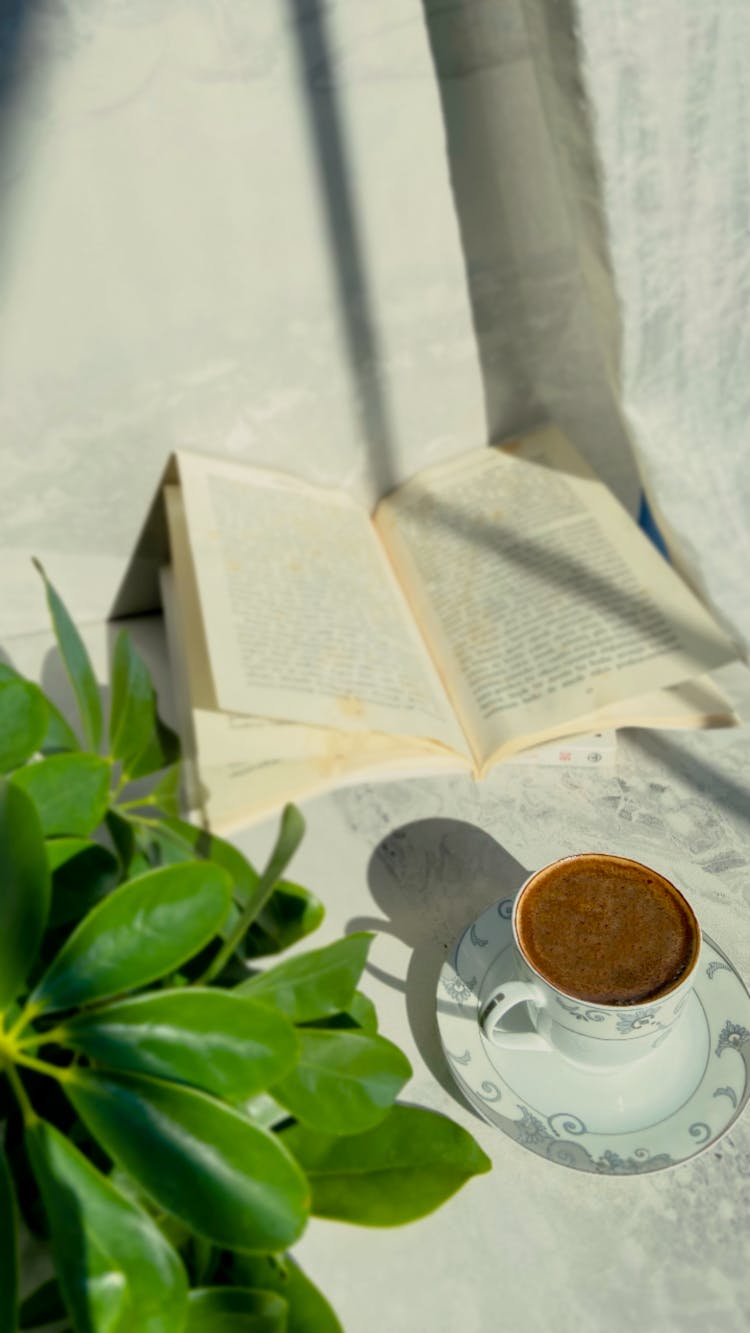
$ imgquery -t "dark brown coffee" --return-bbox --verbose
[515,854,699,1005]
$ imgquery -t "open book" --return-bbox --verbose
[160,426,738,831]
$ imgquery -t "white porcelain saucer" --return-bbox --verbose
[437,896,750,1174]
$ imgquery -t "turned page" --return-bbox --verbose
[163,485,469,832]
[163,484,335,770]
[173,450,468,755]
[375,426,737,768]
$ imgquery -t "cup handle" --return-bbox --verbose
[479,980,550,1052]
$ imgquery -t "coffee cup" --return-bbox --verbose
[479,853,701,1070]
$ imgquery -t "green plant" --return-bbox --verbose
[0,567,491,1333]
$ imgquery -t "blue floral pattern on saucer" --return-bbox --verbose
[437,898,750,1175]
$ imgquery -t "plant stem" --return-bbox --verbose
[194,871,277,985]
[17,1025,69,1051]
[197,874,284,984]
[192,908,249,986]
[14,1052,72,1083]
[7,1066,37,1125]
[5,1001,44,1043]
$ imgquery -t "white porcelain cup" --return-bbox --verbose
[479,854,701,1070]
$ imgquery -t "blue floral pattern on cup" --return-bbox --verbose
[554,995,607,1024]
[615,1008,665,1035]
[551,989,686,1041]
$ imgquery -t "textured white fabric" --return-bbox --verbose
[0,4,744,631]
[549,1,750,645]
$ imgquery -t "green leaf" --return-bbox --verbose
[304,990,378,1034]
[105,811,152,879]
[157,809,307,987]
[246,805,306,914]
[33,560,102,751]
[45,837,94,874]
[27,1117,188,1333]
[244,1093,290,1133]
[3,1108,47,1240]
[47,840,120,929]
[343,990,378,1033]
[272,1030,411,1134]
[189,1237,219,1288]
[145,765,181,818]
[229,1255,343,1333]
[39,708,81,756]
[0,780,50,1008]
[109,631,180,780]
[0,1143,18,1332]
[0,662,79,756]
[152,817,260,897]
[30,861,232,1014]
[244,881,324,960]
[283,1105,491,1226]
[107,1168,192,1254]
[185,1288,286,1333]
[66,1070,310,1254]
[0,680,48,773]
[64,989,299,1101]
[251,799,305,895]
[236,933,373,1023]
[11,755,110,837]
[19,1276,66,1329]
[105,809,137,870]
[129,822,194,871]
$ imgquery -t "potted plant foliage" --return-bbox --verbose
[0,567,490,1332]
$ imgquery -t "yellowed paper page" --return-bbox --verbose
[480,678,736,772]
[174,451,467,756]
[587,674,737,731]
[375,426,737,766]
[199,741,471,834]
[483,674,737,771]
[161,559,466,831]
[164,485,462,786]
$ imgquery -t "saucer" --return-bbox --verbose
[437,897,750,1174]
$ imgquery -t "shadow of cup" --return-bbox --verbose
[347,817,529,1108]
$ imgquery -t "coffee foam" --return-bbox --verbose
[516,855,699,1006]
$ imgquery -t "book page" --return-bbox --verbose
[582,674,737,732]
[375,426,737,767]
[160,507,469,832]
[194,743,470,834]
[164,485,468,764]
[481,674,738,769]
[172,452,468,756]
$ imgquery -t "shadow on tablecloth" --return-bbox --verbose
[349,818,528,1113]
